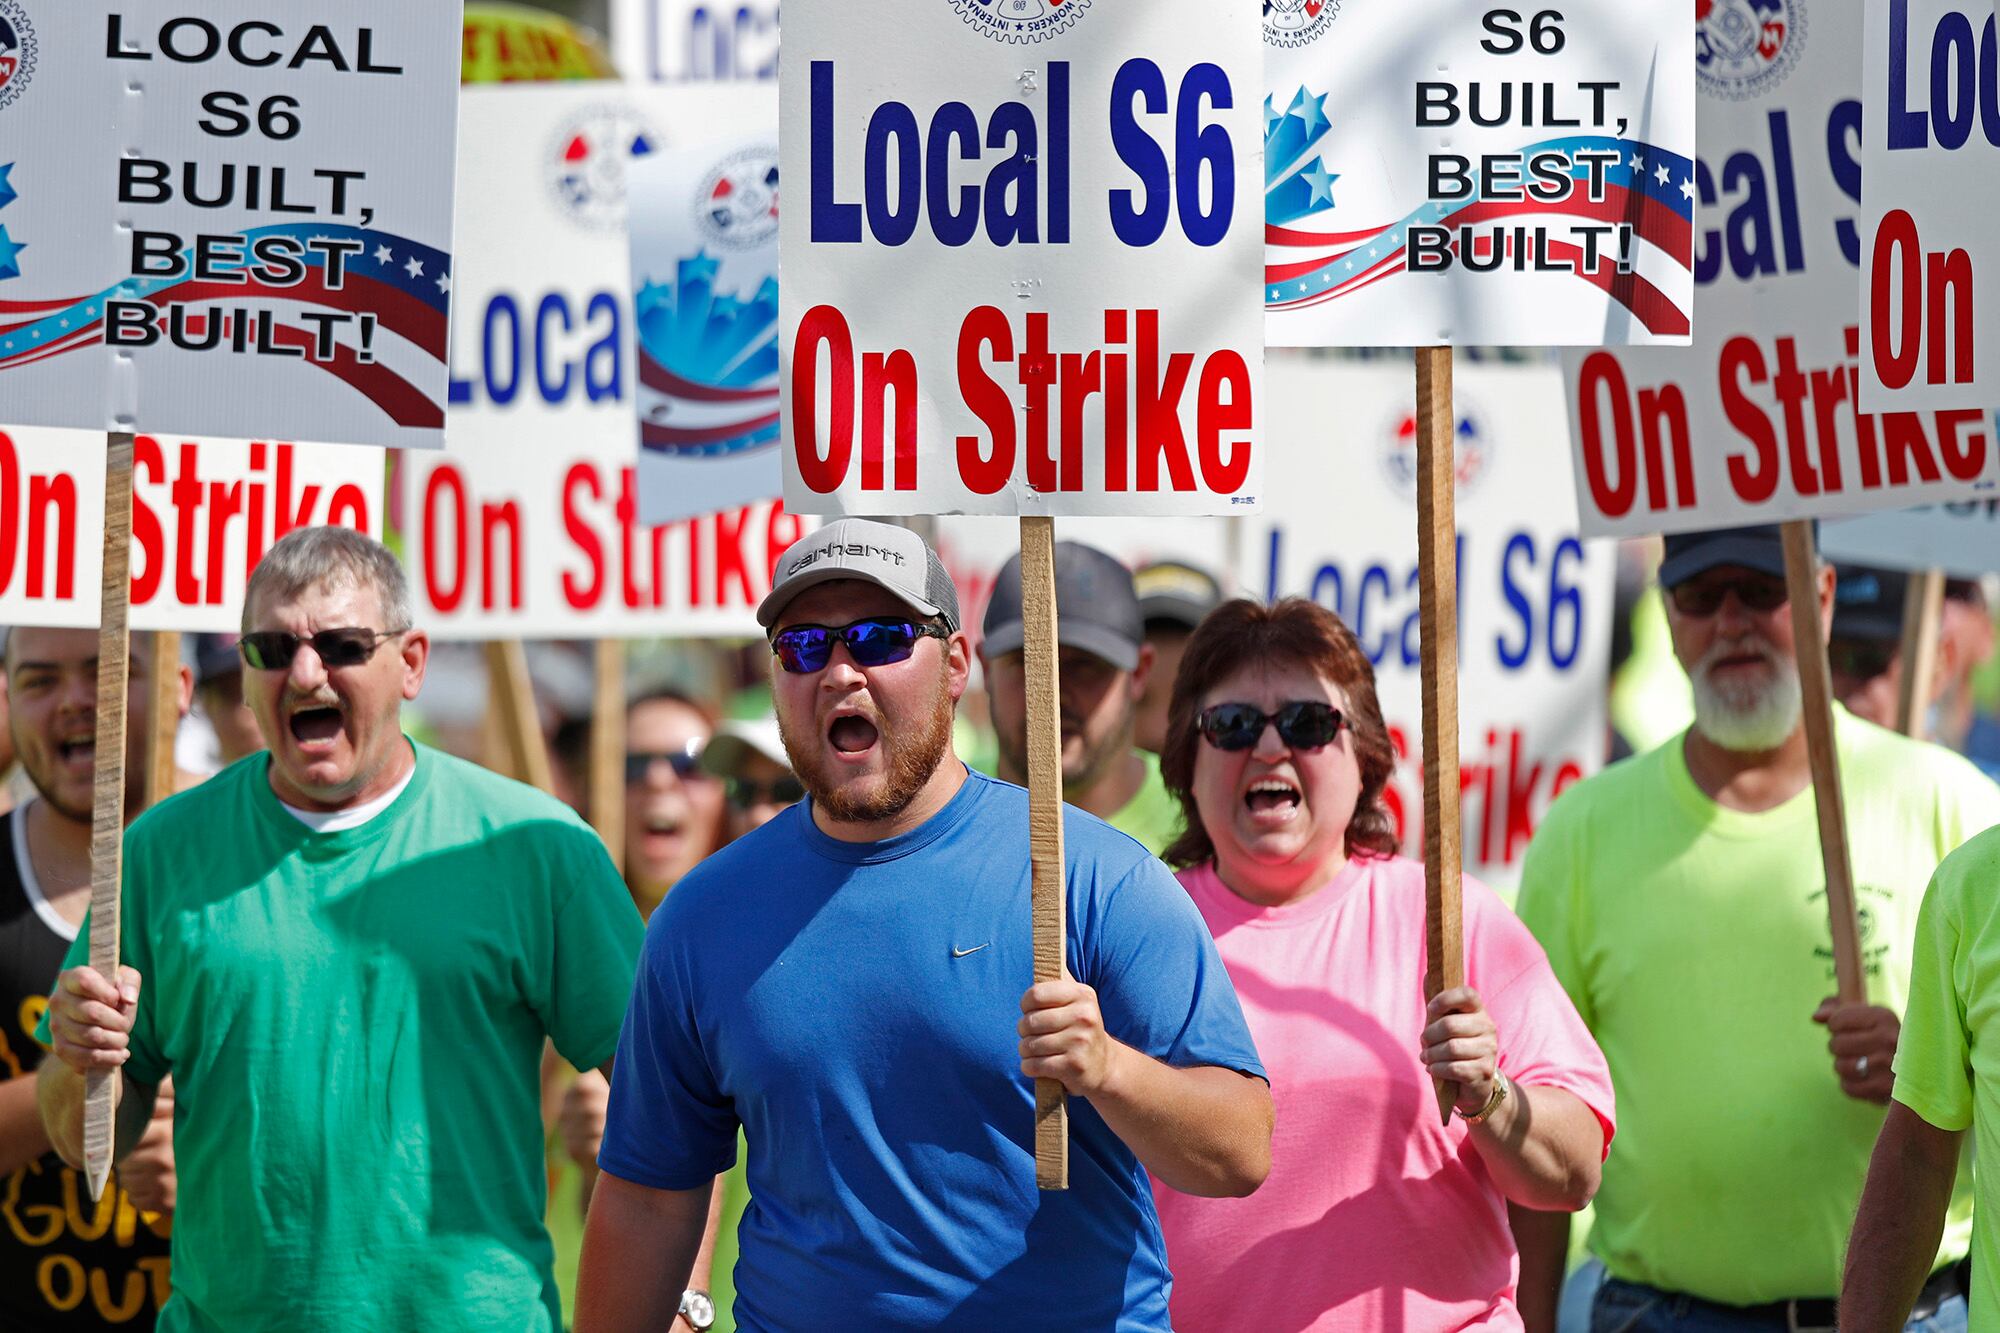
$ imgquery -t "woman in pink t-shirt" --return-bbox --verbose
[1151,598,1615,1333]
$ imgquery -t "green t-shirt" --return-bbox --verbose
[1107,750,1182,857]
[1894,825,2000,1332]
[1516,708,2000,1305]
[46,743,645,1332]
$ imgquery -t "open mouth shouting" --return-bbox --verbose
[55,729,95,775]
[826,708,882,762]
[1243,774,1304,827]
[285,694,347,756]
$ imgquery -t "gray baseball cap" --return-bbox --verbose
[756,519,962,632]
[983,541,1144,672]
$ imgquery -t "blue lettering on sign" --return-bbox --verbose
[1828,99,1864,266]
[1691,109,1808,285]
[1266,528,1465,671]
[681,3,781,82]
[448,289,624,409]
[1885,0,2000,151]
[1108,59,1236,248]
[1495,532,1585,672]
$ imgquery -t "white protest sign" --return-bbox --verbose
[1822,494,2000,576]
[631,132,783,524]
[1263,0,1694,347]
[0,425,382,631]
[0,4,461,449]
[1859,0,2000,412]
[1250,357,1613,891]
[610,0,779,84]
[404,83,804,641]
[1562,2,2000,537]
[780,0,1263,518]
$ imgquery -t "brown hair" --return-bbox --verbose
[1160,597,1399,869]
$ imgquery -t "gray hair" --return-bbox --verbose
[243,527,412,633]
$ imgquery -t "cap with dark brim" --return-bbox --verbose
[981,618,1142,672]
[1657,522,1814,589]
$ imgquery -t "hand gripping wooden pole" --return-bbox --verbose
[589,639,627,872]
[1020,515,1069,1190]
[85,433,136,1202]
[144,632,181,808]
[1894,569,1946,738]
[484,640,555,796]
[1782,521,1867,1004]
[1415,348,1464,1127]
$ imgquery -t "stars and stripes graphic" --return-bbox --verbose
[1265,85,1696,339]
[635,250,779,458]
[0,222,451,429]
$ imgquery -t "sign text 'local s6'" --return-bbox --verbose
[779,0,1264,518]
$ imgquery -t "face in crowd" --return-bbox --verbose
[771,581,967,825]
[623,695,725,909]
[1134,624,1193,755]
[4,628,187,821]
[985,643,1151,791]
[1664,562,1833,753]
[240,576,427,811]
[724,747,803,840]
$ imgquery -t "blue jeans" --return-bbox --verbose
[1589,1278,1966,1333]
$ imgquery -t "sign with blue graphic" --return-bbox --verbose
[1265,0,1694,347]
[630,132,783,524]
[0,3,461,450]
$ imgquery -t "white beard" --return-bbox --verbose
[1690,638,1803,753]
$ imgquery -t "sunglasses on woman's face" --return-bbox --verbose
[727,775,806,810]
[1196,701,1346,752]
[624,747,709,787]
[770,617,948,674]
[238,627,406,671]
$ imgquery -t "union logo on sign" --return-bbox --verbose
[1381,403,1492,496]
[1264,0,1340,49]
[948,0,1090,46]
[694,147,779,251]
[0,0,38,112]
[548,107,660,231]
[1695,0,1805,101]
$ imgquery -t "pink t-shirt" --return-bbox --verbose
[1154,856,1615,1333]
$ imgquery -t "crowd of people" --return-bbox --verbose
[0,516,1997,1332]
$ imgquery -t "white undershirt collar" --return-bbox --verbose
[278,767,415,833]
[12,799,78,942]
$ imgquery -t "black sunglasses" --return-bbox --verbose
[1197,701,1346,752]
[625,747,710,786]
[1669,577,1789,617]
[238,627,406,671]
[726,775,806,810]
[770,617,948,674]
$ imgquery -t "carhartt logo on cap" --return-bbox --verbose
[791,539,909,570]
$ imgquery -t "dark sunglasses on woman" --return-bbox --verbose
[1197,701,1346,752]
[770,617,948,674]
[727,775,806,810]
[238,627,406,671]
[624,747,708,786]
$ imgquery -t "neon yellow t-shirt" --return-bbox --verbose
[1108,750,1182,857]
[1516,708,2000,1304]
[1894,825,2000,1331]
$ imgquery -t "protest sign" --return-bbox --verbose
[403,83,802,640]
[1264,0,1694,347]
[0,3,462,450]
[1822,495,2000,576]
[463,3,617,83]
[610,0,779,85]
[780,0,1264,519]
[0,425,383,631]
[1858,0,2000,412]
[1564,3,2000,537]
[630,132,782,524]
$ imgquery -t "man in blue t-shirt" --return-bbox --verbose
[577,519,1271,1332]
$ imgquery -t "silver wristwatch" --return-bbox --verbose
[679,1289,716,1331]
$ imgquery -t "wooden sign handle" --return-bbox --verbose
[1019,515,1069,1190]
[85,433,136,1202]
[144,631,180,808]
[1782,522,1867,1004]
[1894,569,1946,738]
[1415,348,1464,1128]
[589,639,627,872]
[483,640,555,796]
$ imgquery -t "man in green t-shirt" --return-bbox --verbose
[979,541,1182,855]
[35,527,644,1332]
[1845,825,2000,1330]
[1514,524,2000,1332]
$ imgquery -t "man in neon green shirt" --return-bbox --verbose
[980,541,1182,856]
[1845,825,2000,1330]
[1514,525,2000,1332]
[36,527,644,1331]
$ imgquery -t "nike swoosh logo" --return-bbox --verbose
[951,944,990,958]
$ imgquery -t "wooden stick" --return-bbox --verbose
[483,640,555,796]
[85,433,136,1202]
[1894,569,1946,738]
[1019,514,1068,1190]
[144,632,180,808]
[1415,347,1464,1128]
[590,639,626,873]
[1782,521,1867,1003]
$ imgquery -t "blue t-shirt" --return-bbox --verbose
[600,767,1265,1331]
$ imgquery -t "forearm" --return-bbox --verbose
[0,1073,53,1176]
[1091,1043,1270,1197]
[1841,1103,1961,1333]
[35,1060,154,1169]
[575,1172,713,1333]
[1508,1203,1573,1333]
[1468,1082,1603,1212]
